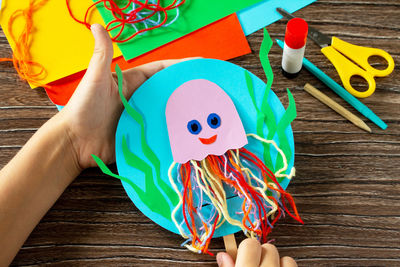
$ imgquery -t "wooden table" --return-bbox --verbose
[1,1,399,266]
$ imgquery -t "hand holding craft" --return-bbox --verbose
[59,24,190,170]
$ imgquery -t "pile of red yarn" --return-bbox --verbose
[67,0,185,43]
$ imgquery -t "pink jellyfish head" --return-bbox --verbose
[166,79,248,163]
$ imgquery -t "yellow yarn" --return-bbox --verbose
[168,134,296,252]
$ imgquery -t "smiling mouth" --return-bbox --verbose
[199,134,217,145]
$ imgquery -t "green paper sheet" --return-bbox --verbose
[94,0,262,60]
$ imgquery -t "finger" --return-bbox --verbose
[280,256,298,267]
[217,252,235,267]
[235,238,262,267]
[121,57,200,98]
[84,24,114,83]
[260,244,280,267]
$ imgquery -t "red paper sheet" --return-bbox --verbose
[46,14,250,106]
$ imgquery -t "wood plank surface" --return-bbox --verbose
[1,0,399,266]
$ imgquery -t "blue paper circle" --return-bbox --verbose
[115,59,295,238]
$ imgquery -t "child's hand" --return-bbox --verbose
[58,24,188,170]
[0,24,192,264]
[217,238,297,267]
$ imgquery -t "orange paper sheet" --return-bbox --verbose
[45,14,251,106]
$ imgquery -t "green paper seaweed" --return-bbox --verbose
[260,28,274,90]
[274,89,296,171]
[245,71,275,168]
[121,136,171,219]
[92,64,178,220]
[92,151,170,219]
[246,28,297,175]
[115,65,178,208]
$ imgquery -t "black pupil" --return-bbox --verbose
[191,123,199,132]
[211,116,219,125]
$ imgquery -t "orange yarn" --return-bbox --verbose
[0,0,50,88]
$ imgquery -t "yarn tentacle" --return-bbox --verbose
[169,134,302,254]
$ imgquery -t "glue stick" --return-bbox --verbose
[282,18,308,78]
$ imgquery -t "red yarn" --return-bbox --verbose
[240,147,304,225]
[66,0,185,43]
[178,149,303,254]
[181,161,215,255]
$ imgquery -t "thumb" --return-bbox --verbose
[84,24,114,83]
[217,252,235,267]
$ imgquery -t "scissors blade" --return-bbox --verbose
[276,8,332,48]
[308,28,332,48]
[276,7,296,19]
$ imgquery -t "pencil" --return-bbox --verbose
[304,83,372,133]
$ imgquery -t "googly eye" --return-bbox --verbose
[207,113,221,129]
[187,120,202,135]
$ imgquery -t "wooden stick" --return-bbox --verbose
[223,234,238,261]
[304,83,372,133]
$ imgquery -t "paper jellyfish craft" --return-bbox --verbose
[165,79,301,253]
[93,33,302,255]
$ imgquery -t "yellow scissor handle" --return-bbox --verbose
[321,44,376,98]
[331,37,395,77]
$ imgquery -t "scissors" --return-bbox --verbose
[277,8,395,98]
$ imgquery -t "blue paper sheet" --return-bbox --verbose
[237,0,317,36]
[114,58,295,237]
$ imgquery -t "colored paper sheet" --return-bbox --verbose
[0,0,123,87]
[45,14,251,106]
[94,0,262,60]
[237,0,317,36]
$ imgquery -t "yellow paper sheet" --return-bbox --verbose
[0,0,122,88]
